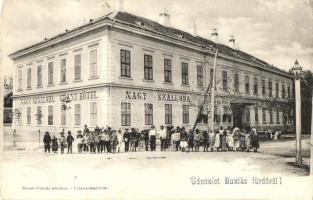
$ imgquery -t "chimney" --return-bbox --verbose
[229,35,236,49]
[159,8,171,27]
[191,19,198,36]
[116,0,124,12]
[211,29,218,43]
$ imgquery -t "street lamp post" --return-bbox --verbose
[311,86,313,174]
[291,60,302,166]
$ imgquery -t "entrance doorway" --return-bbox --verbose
[231,104,244,129]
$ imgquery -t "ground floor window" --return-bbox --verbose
[61,106,66,126]
[222,114,232,123]
[90,102,97,126]
[269,108,273,124]
[246,107,250,122]
[121,102,131,126]
[262,108,266,123]
[165,104,172,124]
[255,107,259,122]
[145,103,153,125]
[75,104,81,126]
[182,105,189,124]
[276,109,280,124]
[36,106,42,125]
[48,106,53,125]
[214,114,221,123]
[27,107,31,125]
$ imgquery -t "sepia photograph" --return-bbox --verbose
[1,0,313,199]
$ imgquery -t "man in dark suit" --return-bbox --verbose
[123,128,130,152]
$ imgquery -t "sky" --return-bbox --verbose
[1,0,313,77]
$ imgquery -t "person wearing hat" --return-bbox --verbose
[123,128,130,152]
[208,129,215,151]
[166,126,173,150]
[142,129,149,151]
[171,129,180,151]
[88,132,96,154]
[193,129,202,152]
[59,131,66,154]
[43,131,52,155]
[180,127,188,152]
[130,128,137,152]
[149,125,156,151]
[159,125,167,151]
[94,131,101,153]
[250,128,259,152]
[67,131,74,154]
[110,130,118,153]
[103,129,111,153]
[202,130,209,152]
[51,135,59,153]
[135,128,141,151]
[187,129,194,152]
[83,124,90,135]
[76,131,84,153]
[99,130,106,153]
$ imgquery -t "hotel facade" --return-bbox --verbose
[10,11,294,140]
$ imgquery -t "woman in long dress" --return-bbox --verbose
[214,130,221,151]
[233,128,240,152]
[117,130,125,153]
[250,128,259,152]
[221,130,227,151]
[208,130,215,151]
[227,130,234,151]
[245,131,251,152]
[239,130,246,151]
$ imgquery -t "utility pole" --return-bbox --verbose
[291,60,302,166]
[211,49,218,132]
[310,87,313,173]
[191,48,218,132]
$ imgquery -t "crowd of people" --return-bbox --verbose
[42,125,260,155]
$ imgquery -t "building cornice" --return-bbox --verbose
[12,82,294,104]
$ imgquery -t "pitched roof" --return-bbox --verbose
[10,11,291,77]
[113,11,291,77]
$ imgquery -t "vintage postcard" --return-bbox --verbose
[1,0,313,199]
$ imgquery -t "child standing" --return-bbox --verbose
[76,132,84,153]
[51,135,58,153]
[227,130,234,151]
[59,132,66,154]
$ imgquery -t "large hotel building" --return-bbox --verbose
[10,10,294,140]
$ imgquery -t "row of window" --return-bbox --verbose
[120,49,291,98]
[121,49,203,86]
[18,49,98,91]
[19,103,289,127]
[19,102,97,127]
[246,107,290,124]
[223,71,291,98]
[19,102,190,127]
[121,102,190,126]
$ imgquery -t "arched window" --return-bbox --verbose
[228,115,232,123]
[223,114,228,122]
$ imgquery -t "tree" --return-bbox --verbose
[4,92,12,107]
[300,70,313,134]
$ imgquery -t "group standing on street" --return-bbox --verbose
[43,124,260,155]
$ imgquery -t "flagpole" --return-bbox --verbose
[211,48,218,132]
